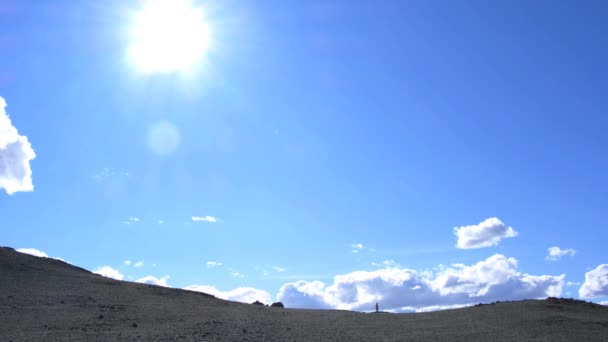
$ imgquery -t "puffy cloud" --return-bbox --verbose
[545,247,576,261]
[136,275,169,286]
[16,248,48,258]
[0,97,36,195]
[579,264,608,298]
[124,260,132,266]
[192,215,218,223]
[134,261,144,267]
[206,261,222,268]
[454,217,517,249]
[185,285,272,304]
[93,266,124,280]
[277,254,564,312]
[600,301,608,306]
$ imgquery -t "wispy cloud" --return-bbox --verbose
[0,96,36,195]
[272,266,286,273]
[157,219,164,225]
[545,246,576,261]
[134,261,144,268]
[229,269,245,278]
[122,217,140,225]
[454,217,517,249]
[93,167,130,182]
[206,261,223,268]
[192,216,218,223]
[371,260,400,268]
[351,243,364,253]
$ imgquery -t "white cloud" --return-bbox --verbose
[0,97,36,195]
[394,303,474,313]
[566,281,581,287]
[16,248,67,262]
[16,248,48,258]
[230,271,245,278]
[206,261,223,268]
[136,275,169,287]
[600,301,608,306]
[372,260,400,268]
[351,243,364,253]
[545,246,576,261]
[134,261,144,268]
[93,167,130,182]
[579,264,608,298]
[192,215,218,223]
[277,254,564,312]
[454,217,517,249]
[93,266,124,280]
[124,260,132,266]
[185,285,272,305]
[122,217,140,225]
[272,266,286,273]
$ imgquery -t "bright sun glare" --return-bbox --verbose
[128,0,211,74]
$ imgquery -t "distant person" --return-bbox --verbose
[375,302,379,313]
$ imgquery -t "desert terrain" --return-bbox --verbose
[1,247,607,341]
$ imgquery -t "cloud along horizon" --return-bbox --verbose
[14,212,608,313]
[276,254,565,312]
[579,264,608,298]
[0,97,36,195]
[185,285,273,305]
[93,266,125,281]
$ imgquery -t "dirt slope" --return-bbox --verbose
[1,247,607,341]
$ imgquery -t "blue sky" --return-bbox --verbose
[1,0,608,310]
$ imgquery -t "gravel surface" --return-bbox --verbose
[1,247,607,341]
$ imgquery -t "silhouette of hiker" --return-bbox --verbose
[375,302,379,313]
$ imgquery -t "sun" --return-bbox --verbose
[127,0,211,74]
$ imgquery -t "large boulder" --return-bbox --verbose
[270,302,284,308]
[251,300,265,306]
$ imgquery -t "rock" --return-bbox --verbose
[252,300,265,306]
[271,302,284,308]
